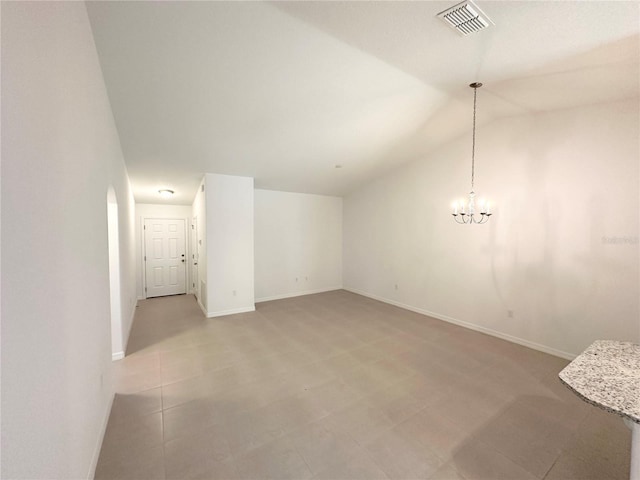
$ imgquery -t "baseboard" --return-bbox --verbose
[87,391,114,479]
[255,286,343,303]
[206,305,256,318]
[197,298,207,316]
[121,302,136,359]
[112,351,124,361]
[343,287,576,360]
[137,296,144,301]
[111,303,136,362]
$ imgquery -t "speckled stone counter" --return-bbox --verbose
[559,340,639,424]
[559,340,640,480]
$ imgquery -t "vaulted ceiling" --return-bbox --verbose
[86,1,640,204]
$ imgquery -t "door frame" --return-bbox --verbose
[141,216,189,299]
[107,187,124,360]
[191,216,199,297]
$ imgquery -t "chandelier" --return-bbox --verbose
[452,82,492,224]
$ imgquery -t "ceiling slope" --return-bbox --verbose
[86,1,640,204]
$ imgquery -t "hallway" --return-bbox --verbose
[96,292,631,479]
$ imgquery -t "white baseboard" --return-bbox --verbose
[87,391,114,479]
[206,305,256,318]
[197,298,207,316]
[122,302,136,357]
[127,305,136,340]
[255,286,343,303]
[343,287,576,360]
[196,296,253,318]
[112,302,137,362]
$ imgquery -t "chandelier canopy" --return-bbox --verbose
[452,82,492,225]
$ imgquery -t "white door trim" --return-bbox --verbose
[191,216,199,297]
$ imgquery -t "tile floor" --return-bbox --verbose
[95,291,631,480]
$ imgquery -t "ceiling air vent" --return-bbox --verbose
[437,0,493,36]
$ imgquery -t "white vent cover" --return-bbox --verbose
[437,0,493,36]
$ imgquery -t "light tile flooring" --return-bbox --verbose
[96,291,631,480]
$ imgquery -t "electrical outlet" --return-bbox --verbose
[233,290,237,296]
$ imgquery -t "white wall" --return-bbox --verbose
[135,203,193,300]
[204,173,255,317]
[255,189,342,301]
[2,2,137,479]
[344,100,639,359]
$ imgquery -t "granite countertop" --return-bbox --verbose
[559,340,640,424]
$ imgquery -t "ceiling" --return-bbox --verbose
[86,1,640,205]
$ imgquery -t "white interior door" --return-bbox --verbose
[144,218,186,298]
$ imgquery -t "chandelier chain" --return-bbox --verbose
[471,85,477,190]
[451,81,491,224]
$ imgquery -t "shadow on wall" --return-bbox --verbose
[484,112,578,341]
[485,104,638,349]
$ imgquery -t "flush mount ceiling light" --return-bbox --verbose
[158,189,174,198]
[452,83,493,225]
[437,0,493,36]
